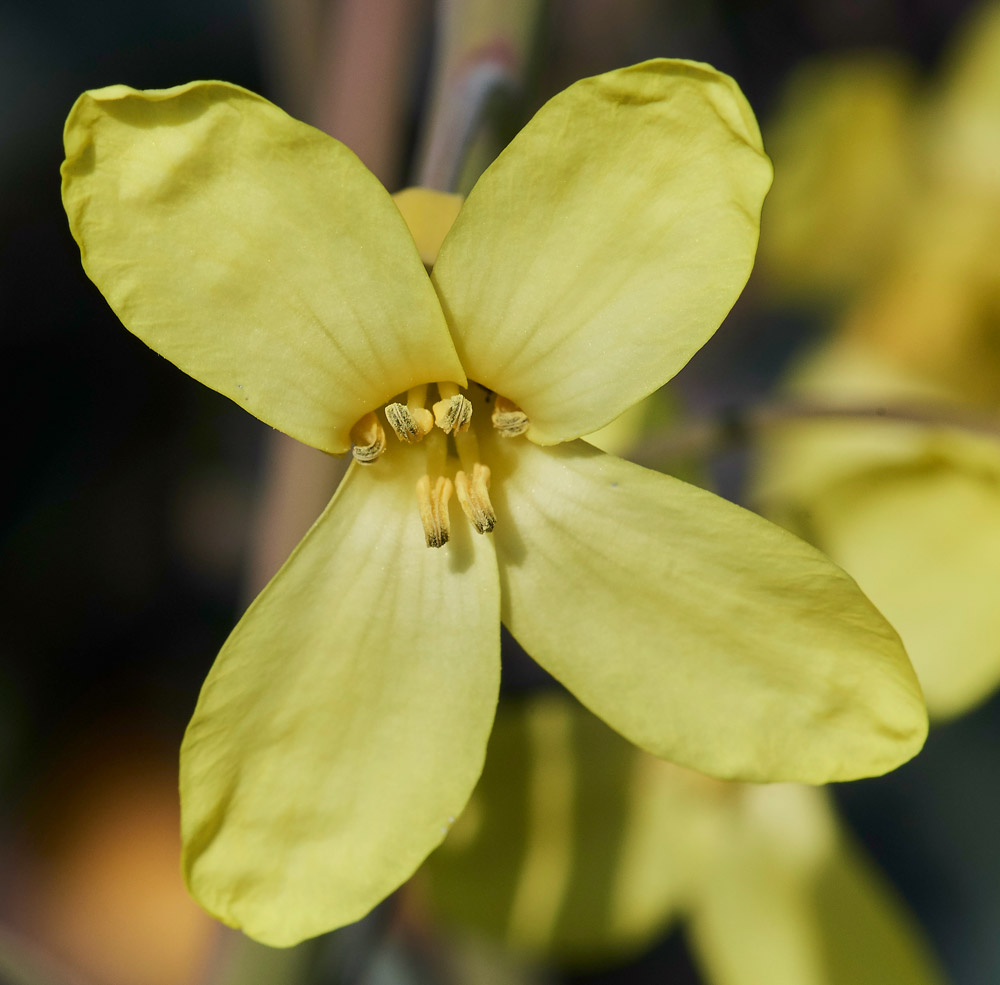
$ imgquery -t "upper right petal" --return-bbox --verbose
[432,60,772,445]
[62,82,465,454]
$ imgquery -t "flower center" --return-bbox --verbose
[348,382,528,548]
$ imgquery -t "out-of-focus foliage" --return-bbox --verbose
[417,693,945,985]
[754,0,1000,719]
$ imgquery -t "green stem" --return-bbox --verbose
[630,400,1000,468]
[416,0,545,191]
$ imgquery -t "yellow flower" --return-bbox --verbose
[754,340,1000,719]
[758,0,1000,395]
[753,2,1000,719]
[61,61,926,947]
[758,52,917,302]
[422,694,945,985]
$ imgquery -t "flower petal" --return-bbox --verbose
[392,187,463,266]
[753,341,1000,717]
[688,786,944,985]
[806,839,946,985]
[432,59,772,444]
[759,55,915,300]
[180,454,500,946]
[751,339,960,508]
[421,694,693,962]
[812,460,1000,719]
[689,784,835,985]
[932,0,1000,197]
[62,82,464,454]
[486,435,926,783]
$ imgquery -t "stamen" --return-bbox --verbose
[432,382,473,434]
[416,474,453,548]
[350,411,386,464]
[385,403,433,442]
[492,395,529,437]
[385,385,435,443]
[455,463,496,534]
[408,384,429,410]
[413,429,451,548]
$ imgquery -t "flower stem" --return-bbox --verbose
[629,399,1000,469]
[415,0,545,191]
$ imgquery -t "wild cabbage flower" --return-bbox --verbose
[754,340,1000,719]
[753,1,1000,719]
[758,0,1000,387]
[423,694,945,985]
[61,60,926,947]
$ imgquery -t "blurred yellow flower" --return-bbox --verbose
[420,693,945,985]
[62,62,925,946]
[754,0,1000,719]
[759,0,1000,343]
[755,342,1000,719]
[759,53,917,301]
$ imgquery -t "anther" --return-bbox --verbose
[432,393,473,434]
[350,412,386,464]
[455,463,496,534]
[416,474,453,548]
[385,403,433,443]
[492,395,529,437]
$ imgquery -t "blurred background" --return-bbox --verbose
[3,0,1000,983]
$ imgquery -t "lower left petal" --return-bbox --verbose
[180,458,500,947]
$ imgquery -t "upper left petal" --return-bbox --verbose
[487,436,926,784]
[62,82,465,454]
